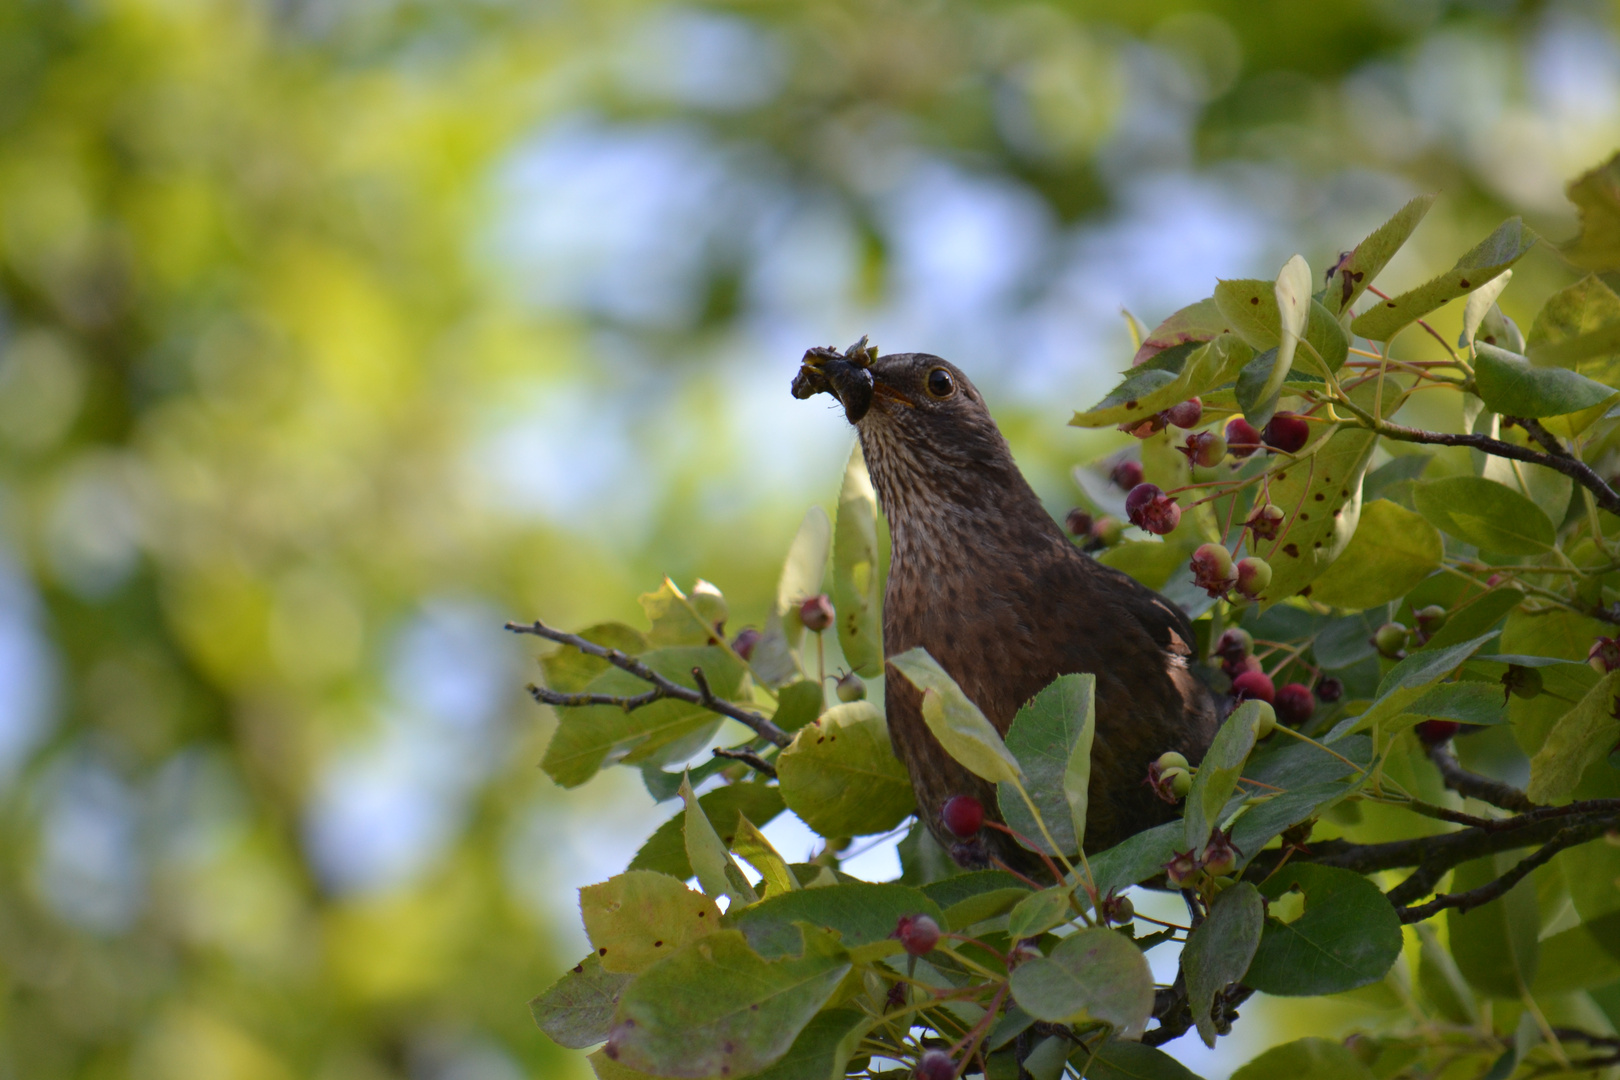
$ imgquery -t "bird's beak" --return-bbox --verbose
[791,336,907,424]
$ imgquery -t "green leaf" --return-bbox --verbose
[1473,342,1619,420]
[753,507,832,688]
[1479,447,1573,530]
[1351,218,1539,341]
[1008,926,1155,1037]
[1528,274,1620,384]
[1303,499,1442,610]
[1228,781,1356,863]
[542,647,747,787]
[1401,680,1506,727]
[1071,334,1253,428]
[1527,670,1620,803]
[1186,701,1265,850]
[1460,269,1514,347]
[630,782,786,880]
[580,871,722,975]
[890,648,1023,784]
[997,673,1094,856]
[1266,254,1312,406]
[1235,347,1282,427]
[1562,151,1620,272]
[776,701,916,838]
[605,926,851,1078]
[832,446,883,677]
[1450,851,1540,997]
[1229,1037,1376,1080]
[1087,821,1183,899]
[1007,885,1076,941]
[732,881,943,962]
[741,1008,874,1080]
[639,578,727,647]
[921,871,1032,929]
[681,774,759,908]
[1531,914,1620,995]
[1130,297,1232,367]
[1253,418,1378,609]
[733,815,798,899]
[1340,631,1499,738]
[1246,865,1402,996]
[531,954,634,1049]
[1325,194,1436,316]
[1215,278,1283,351]
[771,679,826,734]
[541,622,649,693]
[1183,882,1264,1047]
[1415,922,1478,1025]
[1412,476,1555,555]
[1084,1039,1207,1080]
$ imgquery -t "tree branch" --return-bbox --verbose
[712,746,778,777]
[1395,826,1589,923]
[507,620,792,747]
[1425,742,1539,813]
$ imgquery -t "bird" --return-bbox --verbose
[792,340,1219,873]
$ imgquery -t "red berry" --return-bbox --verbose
[895,914,941,957]
[941,795,984,839]
[1415,719,1462,745]
[1262,412,1311,454]
[1275,682,1314,727]
[1190,543,1236,597]
[1064,508,1093,536]
[731,627,761,661]
[1109,459,1144,490]
[1125,483,1180,535]
[1214,628,1253,665]
[1231,669,1275,704]
[1163,397,1203,429]
[916,1050,956,1080]
[1315,677,1343,702]
[799,594,835,633]
[1226,417,1263,458]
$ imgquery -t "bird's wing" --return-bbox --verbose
[1089,559,1200,660]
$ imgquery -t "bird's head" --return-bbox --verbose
[791,338,1009,474]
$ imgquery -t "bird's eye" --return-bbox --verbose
[925,368,955,398]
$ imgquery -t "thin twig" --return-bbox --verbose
[1426,742,1539,813]
[712,747,777,777]
[1396,827,1588,922]
[507,620,792,746]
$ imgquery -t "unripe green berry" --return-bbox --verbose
[1156,751,1190,772]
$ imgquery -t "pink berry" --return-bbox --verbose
[1179,430,1228,468]
[895,914,941,957]
[1163,397,1203,429]
[799,594,835,633]
[1214,628,1253,665]
[1109,459,1144,490]
[1262,412,1311,454]
[916,1050,956,1080]
[1064,508,1093,536]
[941,795,984,839]
[1235,556,1272,599]
[1125,483,1180,535]
[1232,669,1275,704]
[1226,417,1263,458]
[1190,543,1236,597]
[731,627,761,661]
[1275,683,1314,727]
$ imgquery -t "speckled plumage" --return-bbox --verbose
[794,348,1219,871]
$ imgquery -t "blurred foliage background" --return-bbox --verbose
[2,0,1619,1077]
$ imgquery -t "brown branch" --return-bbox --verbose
[712,746,778,777]
[1426,742,1539,813]
[1143,972,1253,1047]
[507,620,791,747]
[1395,826,1588,923]
[1366,418,1620,517]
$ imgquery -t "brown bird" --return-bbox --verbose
[793,341,1218,871]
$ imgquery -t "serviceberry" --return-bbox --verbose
[1226,417,1263,458]
[1415,719,1462,745]
[800,594,835,633]
[1180,430,1228,468]
[916,1050,956,1080]
[894,914,941,957]
[731,627,761,661]
[1315,677,1344,702]
[1109,459,1145,490]
[1201,828,1240,877]
[1245,503,1285,541]
[835,672,866,702]
[1232,669,1275,704]
[1125,483,1180,535]
[1163,397,1204,429]
[1064,507,1093,536]
[1191,543,1237,597]
[1414,605,1448,640]
[1590,636,1620,674]
[1252,700,1278,739]
[1275,682,1315,727]
[1263,411,1311,454]
[1090,515,1125,546]
[1502,664,1542,700]
[1214,628,1254,666]
[1235,556,1272,599]
[1373,622,1409,659]
[941,795,985,839]
[1163,848,1200,886]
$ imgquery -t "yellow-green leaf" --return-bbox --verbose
[1304,499,1442,610]
[890,648,1022,785]
[1352,218,1538,341]
[1527,670,1620,804]
[776,701,915,838]
[832,446,883,676]
[681,774,758,908]
[580,870,721,974]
